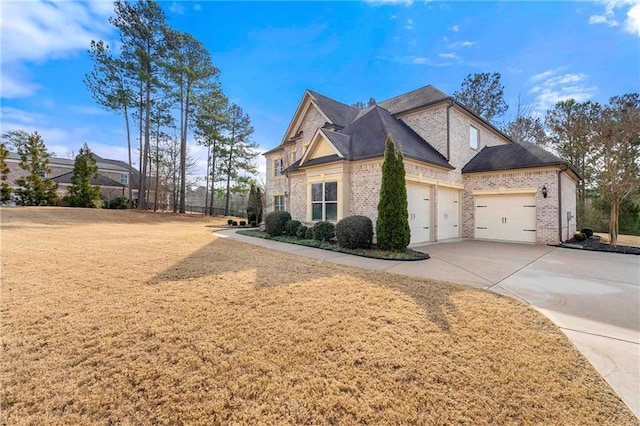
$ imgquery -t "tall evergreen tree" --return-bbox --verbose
[246,183,263,224]
[66,144,102,208]
[376,136,410,251]
[14,132,58,206]
[454,72,508,124]
[0,143,12,202]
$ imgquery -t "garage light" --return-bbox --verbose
[542,185,548,198]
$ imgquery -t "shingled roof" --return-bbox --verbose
[289,106,452,171]
[51,171,126,187]
[308,90,360,128]
[462,141,579,177]
[378,85,450,115]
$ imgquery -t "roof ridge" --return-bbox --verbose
[379,84,446,105]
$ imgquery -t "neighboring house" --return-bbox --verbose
[5,152,129,202]
[264,85,579,245]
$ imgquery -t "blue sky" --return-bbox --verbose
[1,0,639,180]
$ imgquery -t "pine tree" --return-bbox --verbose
[14,132,58,206]
[66,144,102,208]
[376,136,410,251]
[0,143,12,202]
[246,183,263,224]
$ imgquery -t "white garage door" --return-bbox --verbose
[407,183,431,244]
[438,187,460,240]
[475,194,536,243]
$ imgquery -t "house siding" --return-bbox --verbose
[463,168,560,244]
[560,171,578,241]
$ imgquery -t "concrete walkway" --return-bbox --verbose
[216,230,640,418]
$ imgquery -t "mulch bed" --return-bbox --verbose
[561,235,640,255]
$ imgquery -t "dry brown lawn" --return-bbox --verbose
[595,232,640,248]
[1,207,635,425]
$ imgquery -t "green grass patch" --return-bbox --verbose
[237,230,429,261]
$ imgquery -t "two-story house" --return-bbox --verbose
[264,85,579,245]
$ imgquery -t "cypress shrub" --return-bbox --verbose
[376,136,410,251]
[264,211,291,236]
[285,220,302,236]
[313,221,335,241]
[336,215,373,249]
[305,227,314,240]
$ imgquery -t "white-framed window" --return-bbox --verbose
[470,126,479,150]
[311,181,337,221]
[120,173,128,185]
[274,158,284,176]
[132,190,139,200]
[274,195,285,211]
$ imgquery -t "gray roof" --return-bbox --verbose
[378,85,450,115]
[290,106,452,171]
[462,141,579,176]
[7,152,130,172]
[308,90,360,128]
[51,171,126,187]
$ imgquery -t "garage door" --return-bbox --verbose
[475,194,536,243]
[438,187,460,240]
[407,183,431,244]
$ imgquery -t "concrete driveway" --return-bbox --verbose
[218,230,640,418]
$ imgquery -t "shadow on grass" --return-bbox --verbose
[148,236,462,331]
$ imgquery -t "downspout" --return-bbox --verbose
[557,165,569,243]
[446,99,454,161]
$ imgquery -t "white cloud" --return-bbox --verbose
[405,19,414,30]
[507,67,523,74]
[450,25,460,32]
[411,57,430,64]
[449,40,477,48]
[193,4,202,12]
[390,15,398,19]
[67,105,109,116]
[528,70,597,112]
[438,52,459,60]
[168,2,185,15]
[0,1,115,99]
[364,0,413,6]
[589,0,640,37]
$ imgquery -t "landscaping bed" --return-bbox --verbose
[237,229,429,260]
[561,235,640,255]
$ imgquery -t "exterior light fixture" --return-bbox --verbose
[542,185,548,198]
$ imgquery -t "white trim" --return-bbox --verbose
[299,129,344,166]
[472,187,537,196]
[280,91,331,145]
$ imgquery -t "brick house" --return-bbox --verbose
[5,152,129,202]
[264,85,579,245]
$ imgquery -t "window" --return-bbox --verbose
[470,126,479,149]
[311,181,337,221]
[120,173,128,185]
[274,158,284,176]
[274,195,285,211]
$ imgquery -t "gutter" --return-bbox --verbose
[446,99,454,161]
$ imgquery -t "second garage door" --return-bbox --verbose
[475,194,536,243]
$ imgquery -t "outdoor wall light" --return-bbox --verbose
[542,185,548,198]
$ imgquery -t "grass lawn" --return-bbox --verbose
[1,207,635,424]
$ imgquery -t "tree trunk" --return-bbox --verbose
[209,136,217,216]
[123,103,133,208]
[137,83,143,209]
[204,142,211,215]
[225,136,234,216]
[609,199,619,246]
[179,82,189,214]
[153,121,160,212]
[140,71,151,211]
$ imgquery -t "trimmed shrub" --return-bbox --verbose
[227,219,233,225]
[336,215,373,249]
[313,221,335,241]
[574,232,587,242]
[231,221,238,226]
[250,221,257,227]
[265,210,291,236]
[296,225,308,239]
[305,227,314,240]
[240,220,246,226]
[580,228,594,238]
[285,220,302,236]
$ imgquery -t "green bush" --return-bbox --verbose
[265,210,291,236]
[285,220,302,236]
[336,215,373,249]
[250,221,257,227]
[240,220,246,226]
[313,221,335,241]
[231,221,238,226]
[296,225,308,239]
[227,219,233,225]
[580,228,594,238]
[574,232,587,242]
[305,227,314,239]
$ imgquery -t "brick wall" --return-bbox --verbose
[462,168,563,244]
